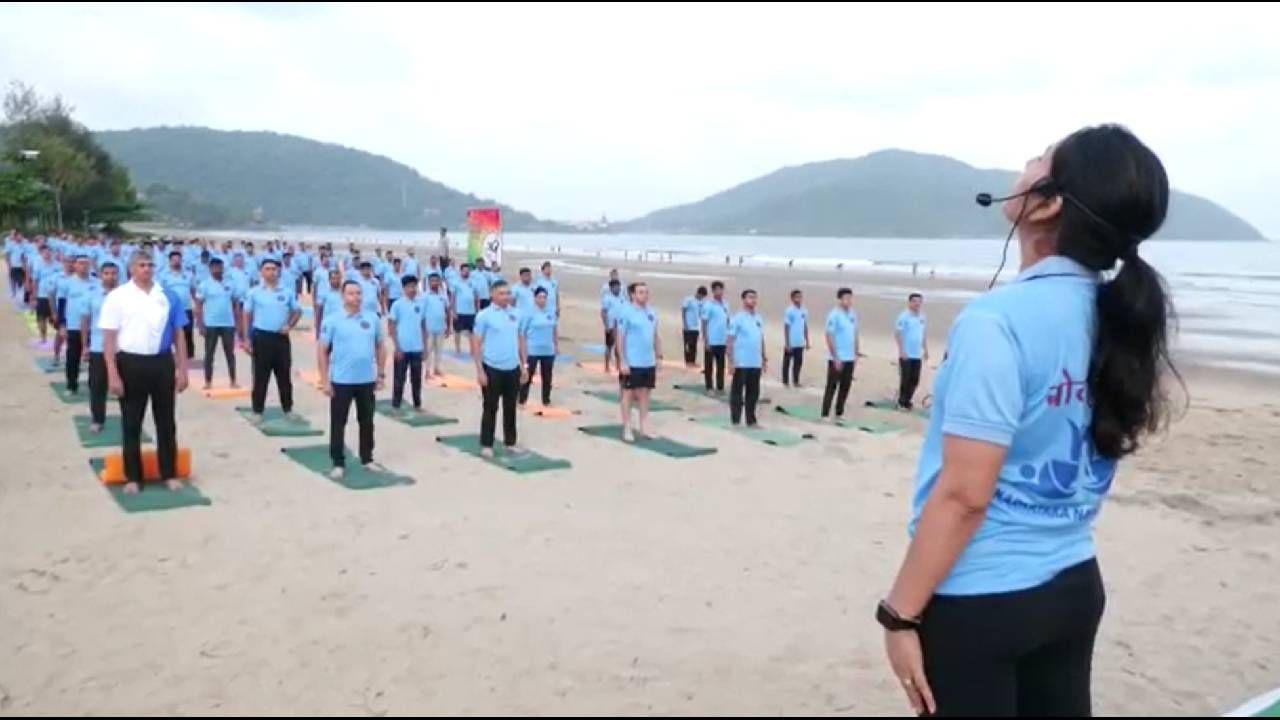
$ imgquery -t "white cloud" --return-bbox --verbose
[1,1,1276,235]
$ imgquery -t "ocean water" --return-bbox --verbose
[201,228,1280,371]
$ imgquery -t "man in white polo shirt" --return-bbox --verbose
[99,253,191,494]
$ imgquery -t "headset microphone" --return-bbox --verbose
[975,189,1036,207]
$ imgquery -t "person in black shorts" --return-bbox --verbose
[616,282,662,442]
[601,278,624,373]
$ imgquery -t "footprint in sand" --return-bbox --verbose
[13,568,61,595]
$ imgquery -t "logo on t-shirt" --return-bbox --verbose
[360,321,370,330]
[276,294,285,302]
[507,314,516,322]
[413,306,420,314]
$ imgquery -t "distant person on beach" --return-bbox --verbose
[518,287,559,408]
[535,261,560,319]
[296,242,314,295]
[242,258,301,425]
[423,272,450,377]
[83,260,119,433]
[61,253,96,395]
[881,125,1177,717]
[387,275,427,415]
[5,232,28,300]
[617,282,661,442]
[600,279,625,373]
[895,293,929,410]
[354,261,384,316]
[681,286,707,368]
[160,250,196,360]
[194,258,241,390]
[99,252,190,494]
[821,288,859,420]
[701,281,730,393]
[450,263,478,355]
[471,258,493,311]
[317,280,386,479]
[727,289,766,427]
[472,280,527,458]
[437,227,450,259]
[402,248,420,282]
[782,289,810,387]
[512,267,536,313]
[600,268,621,300]
[30,244,58,346]
[383,257,405,307]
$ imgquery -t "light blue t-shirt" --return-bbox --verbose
[784,306,809,349]
[294,252,313,273]
[388,296,426,353]
[682,296,703,331]
[619,303,658,368]
[422,291,449,335]
[63,276,99,330]
[279,264,300,290]
[520,308,557,357]
[910,256,1111,596]
[320,310,384,384]
[159,268,194,311]
[469,270,491,300]
[35,259,61,298]
[98,252,127,273]
[401,257,419,279]
[897,311,927,360]
[451,278,477,316]
[244,284,299,333]
[701,299,729,346]
[86,286,109,352]
[602,293,626,329]
[4,241,26,267]
[54,272,74,305]
[384,269,405,302]
[534,276,559,315]
[474,304,522,370]
[729,310,765,368]
[511,283,536,313]
[196,277,239,328]
[354,275,382,315]
[825,308,858,362]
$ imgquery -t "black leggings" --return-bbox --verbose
[392,351,423,408]
[782,347,804,385]
[729,367,761,425]
[251,331,293,414]
[480,364,520,448]
[88,351,108,425]
[520,355,554,406]
[65,329,84,392]
[821,360,855,417]
[204,327,237,385]
[920,559,1105,717]
[899,358,923,409]
[330,382,375,467]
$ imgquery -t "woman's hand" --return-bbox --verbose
[884,630,935,716]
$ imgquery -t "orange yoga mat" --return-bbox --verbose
[297,369,323,388]
[428,374,479,391]
[98,448,193,484]
[527,405,579,419]
[202,386,251,400]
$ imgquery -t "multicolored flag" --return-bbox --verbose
[466,208,502,267]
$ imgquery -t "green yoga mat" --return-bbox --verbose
[280,445,415,490]
[86,458,212,513]
[49,381,87,404]
[35,356,61,373]
[436,434,572,473]
[234,407,324,437]
[690,416,814,447]
[864,399,930,419]
[583,390,682,412]
[578,424,717,458]
[672,383,771,406]
[74,415,150,448]
[374,400,459,428]
[1228,688,1280,717]
[774,405,904,434]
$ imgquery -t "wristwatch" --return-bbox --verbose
[876,600,921,632]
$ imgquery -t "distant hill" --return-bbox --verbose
[622,149,1265,241]
[95,127,561,231]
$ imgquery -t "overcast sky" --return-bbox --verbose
[1,2,1276,236]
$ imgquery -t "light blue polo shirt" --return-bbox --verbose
[451,278,477,316]
[511,283,536,313]
[728,310,765,368]
[160,268,194,311]
[701,299,729,346]
[196,277,239,328]
[86,286,109,352]
[474,304,522,370]
[469,269,491,300]
[384,269,405,302]
[354,275,382,315]
[63,276,98,329]
[422,291,448,335]
[897,311,927,360]
[294,252,313,273]
[388,296,426,353]
[4,241,26,267]
[402,257,419,279]
[534,276,559,315]
[682,296,703,331]
[602,293,625,329]
[825,308,857,362]
[321,310,384,384]
[784,306,809,349]
[520,308,557,357]
[910,255,1112,596]
[244,284,299,332]
[35,259,60,298]
[619,303,658,368]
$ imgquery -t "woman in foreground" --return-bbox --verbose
[879,124,1179,717]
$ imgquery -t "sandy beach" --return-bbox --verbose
[0,250,1276,716]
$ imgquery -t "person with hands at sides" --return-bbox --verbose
[896,293,930,411]
[471,281,528,459]
[241,258,302,425]
[782,289,811,387]
[518,286,559,408]
[727,289,767,427]
[822,287,860,421]
[387,275,428,416]
[317,280,387,480]
[616,282,662,443]
[194,257,241,390]
[423,273,451,377]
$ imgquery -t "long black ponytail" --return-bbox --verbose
[1050,125,1181,459]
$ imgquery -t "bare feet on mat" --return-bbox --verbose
[230,381,240,389]
[203,382,212,390]
[362,461,385,473]
[249,414,264,426]
[413,407,426,415]
[328,467,345,480]
[480,447,495,459]
[166,479,185,492]
[638,424,654,439]
[89,423,102,434]
[122,481,141,495]
[284,412,304,423]
[508,445,529,457]
[622,426,636,443]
